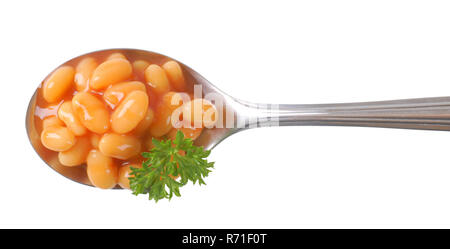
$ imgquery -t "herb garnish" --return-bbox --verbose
[129,130,214,202]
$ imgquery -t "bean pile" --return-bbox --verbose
[34,50,216,189]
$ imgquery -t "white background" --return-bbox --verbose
[2,0,450,228]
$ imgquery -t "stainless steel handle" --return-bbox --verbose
[238,97,450,131]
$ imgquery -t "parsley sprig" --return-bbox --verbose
[129,130,214,202]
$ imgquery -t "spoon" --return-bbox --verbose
[26,48,450,188]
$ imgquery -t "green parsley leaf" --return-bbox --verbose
[128,130,214,202]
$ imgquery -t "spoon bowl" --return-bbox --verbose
[26,48,244,187]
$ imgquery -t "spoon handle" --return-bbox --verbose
[239,97,450,131]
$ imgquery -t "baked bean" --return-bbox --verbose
[147,92,190,137]
[72,92,110,134]
[107,52,126,60]
[145,64,170,94]
[132,60,150,73]
[162,60,186,91]
[75,57,97,92]
[111,91,149,134]
[167,126,203,140]
[41,125,76,152]
[182,126,203,140]
[86,149,118,189]
[182,99,217,128]
[118,163,141,189]
[163,91,190,110]
[163,91,190,127]
[57,101,87,136]
[43,116,63,129]
[103,81,146,107]
[149,104,173,137]
[58,136,91,166]
[90,58,132,90]
[99,133,141,160]
[168,126,203,140]
[132,108,154,137]
[43,66,75,103]
[90,133,101,148]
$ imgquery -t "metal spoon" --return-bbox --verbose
[26,48,450,187]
